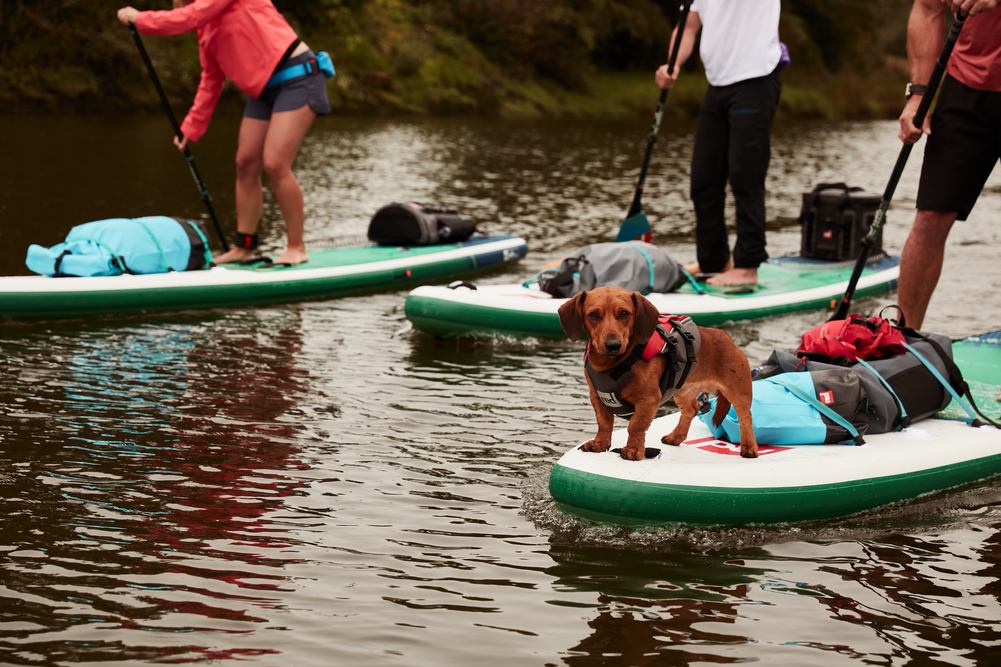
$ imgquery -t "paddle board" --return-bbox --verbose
[405,254,900,338]
[1,234,527,320]
[549,330,1001,526]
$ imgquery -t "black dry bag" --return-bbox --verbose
[368,203,478,246]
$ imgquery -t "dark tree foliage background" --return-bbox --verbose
[0,0,918,118]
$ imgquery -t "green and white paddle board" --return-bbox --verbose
[1,234,527,320]
[549,330,1001,527]
[405,254,900,338]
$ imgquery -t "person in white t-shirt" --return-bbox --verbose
[656,0,784,286]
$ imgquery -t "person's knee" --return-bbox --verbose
[235,151,263,181]
[262,154,294,183]
[727,162,766,197]
[910,210,957,244]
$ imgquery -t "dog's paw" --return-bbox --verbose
[619,446,645,461]
[740,447,759,459]
[581,439,610,453]
[660,432,684,447]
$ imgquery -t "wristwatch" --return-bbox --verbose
[906,83,928,100]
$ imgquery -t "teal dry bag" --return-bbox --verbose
[25,216,212,277]
[699,368,869,445]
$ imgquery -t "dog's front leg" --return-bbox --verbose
[621,396,659,460]
[581,390,615,453]
[660,386,699,446]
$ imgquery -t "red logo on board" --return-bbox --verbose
[822,229,833,240]
[683,437,791,457]
[819,390,834,404]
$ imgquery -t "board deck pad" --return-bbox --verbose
[549,330,1001,527]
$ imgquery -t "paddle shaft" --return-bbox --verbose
[129,24,230,252]
[830,12,966,321]
[625,0,693,219]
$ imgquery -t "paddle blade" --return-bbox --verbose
[616,210,652,243]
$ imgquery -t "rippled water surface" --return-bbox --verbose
[2,113,1001,666]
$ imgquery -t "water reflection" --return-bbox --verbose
[1,311,312,662]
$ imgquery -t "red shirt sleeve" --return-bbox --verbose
[135,0,238,35]
[179,45,225,143]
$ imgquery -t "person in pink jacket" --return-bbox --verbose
[117,0,332,266]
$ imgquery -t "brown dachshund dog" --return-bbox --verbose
[558,286,758,460]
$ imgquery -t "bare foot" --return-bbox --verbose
[274,248,309,266]
[706,267,758,286]
[214,247,255,265]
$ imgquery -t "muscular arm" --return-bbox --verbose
[898,0,945,143]
[655,11,702,89]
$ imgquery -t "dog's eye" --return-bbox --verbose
[587,312,600,321]
[617,310,630,319]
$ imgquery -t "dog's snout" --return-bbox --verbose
[605,339,622,354]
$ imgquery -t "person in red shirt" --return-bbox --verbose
[117,0,332,266]
[897,0,999,329]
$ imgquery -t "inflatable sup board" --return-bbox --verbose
[549,330,1001,526]
[405,254,899,338]
[1,234,527,320]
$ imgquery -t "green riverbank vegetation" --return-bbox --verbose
[1,0,918,122]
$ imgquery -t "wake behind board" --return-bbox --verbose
[1,234,527,320]
[405,254,899,339]
[549,331,1001,527]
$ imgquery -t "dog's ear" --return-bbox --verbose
[557,291,587,341]
[629,291,660,347]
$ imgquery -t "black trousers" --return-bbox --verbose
[691,67,782,272]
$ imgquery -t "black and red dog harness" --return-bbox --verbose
[584,314,701,419]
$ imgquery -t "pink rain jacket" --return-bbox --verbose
[136,0,298,142]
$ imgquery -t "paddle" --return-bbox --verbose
[615,0,693,243]
[830,12,967,321]
[128,24,230,252]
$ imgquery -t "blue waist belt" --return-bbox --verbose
[265,51,335,89]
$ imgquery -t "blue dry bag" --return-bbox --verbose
[25,216,212,277]
[699,368,868,445]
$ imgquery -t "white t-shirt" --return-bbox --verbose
[689,0,782,87]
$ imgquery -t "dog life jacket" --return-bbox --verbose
[584,314,701,419]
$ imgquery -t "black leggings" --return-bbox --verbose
[690,67,782,272]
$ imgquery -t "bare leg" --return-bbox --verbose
[263,104,316,266]
[214,117,270,264]
[897,209,957,330]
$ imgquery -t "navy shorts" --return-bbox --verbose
[917,74,1001,220]
[244,50,332,120]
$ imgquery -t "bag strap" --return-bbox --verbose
[903,329,1000,427]
[181,219,213,268]
[677,265,706,295]
[766,375,865,444]
[627,242,655,294]
[901,342,1001,428]
[854,358,911,430]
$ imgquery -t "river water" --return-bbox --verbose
[1,113,1001,666]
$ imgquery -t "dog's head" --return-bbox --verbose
[557,286,660,357]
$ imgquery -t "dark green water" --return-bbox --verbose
[1,114,1001,665]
